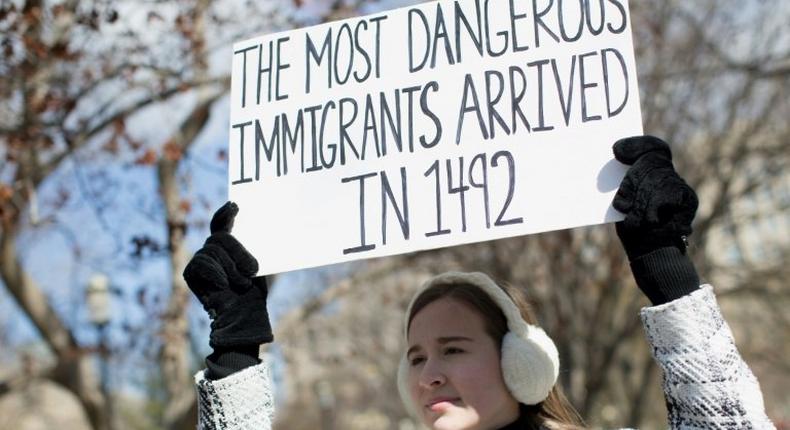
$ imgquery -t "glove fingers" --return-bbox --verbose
[183,253,229,298]
[644,177,698,226]
[621,208,645,231]
[644,189,678,225]
[205,232,259,277]
[615,151,673,212]
[201,242,254,292]
[629,150,674,183]
[612,175,635,213]
[211,201,239,234]
[613,135,672,165]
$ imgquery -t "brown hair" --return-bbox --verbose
[407,280,586,430]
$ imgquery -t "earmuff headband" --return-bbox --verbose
[397,272,559,416]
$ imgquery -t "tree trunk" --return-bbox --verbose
[157,153,197,429]
[157,2,217,427]
[1,218,109,430]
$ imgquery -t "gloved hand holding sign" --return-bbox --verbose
[183,202,272,379]
[612,135,701,305]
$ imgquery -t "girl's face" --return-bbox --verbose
[406,297,520,430]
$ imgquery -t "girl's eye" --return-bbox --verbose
[409,356,425,366]
[444,347,464,355]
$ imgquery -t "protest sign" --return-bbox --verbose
[228,0,643,274]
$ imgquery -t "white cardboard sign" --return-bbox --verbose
[228,0,642,274]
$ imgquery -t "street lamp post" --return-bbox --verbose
[86,273,114,430]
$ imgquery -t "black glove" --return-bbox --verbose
[613,136,701,305]
[183,201,273,349]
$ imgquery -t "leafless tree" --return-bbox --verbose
[1,0,388,428]
[0,1,232,428]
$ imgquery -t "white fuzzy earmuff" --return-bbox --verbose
[396,272,559,416]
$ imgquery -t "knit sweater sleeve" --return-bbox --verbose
[640,285,775,429]
[194,353,275,430]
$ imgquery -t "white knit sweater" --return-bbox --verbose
[194,286,775,429]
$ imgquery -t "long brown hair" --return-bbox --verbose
[407,280,586,430]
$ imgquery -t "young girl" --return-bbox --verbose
[185,136,775,429]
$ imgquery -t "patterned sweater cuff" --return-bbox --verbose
[639,285,775,429]
[195,355,274,429]
[639,285,716,348]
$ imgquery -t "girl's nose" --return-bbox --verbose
[418,359,447,389]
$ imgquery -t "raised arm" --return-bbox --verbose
[184,202,275,429]
[613,136,775,429]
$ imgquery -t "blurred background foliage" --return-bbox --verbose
[0,0,787,429]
